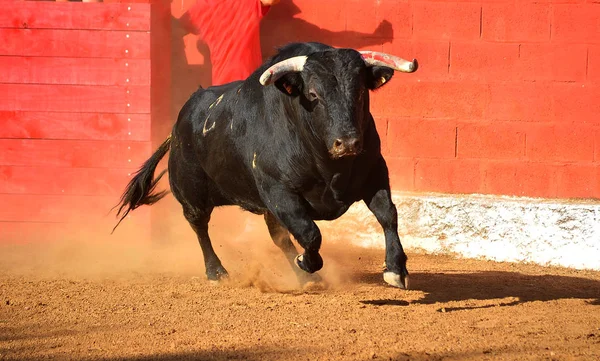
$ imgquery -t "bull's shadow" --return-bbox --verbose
[356,270,600,309]
[1,348,293,361]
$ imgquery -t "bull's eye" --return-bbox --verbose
[307,90,319,102]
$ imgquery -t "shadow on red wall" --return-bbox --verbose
[169,0,394,119]
[260,1,393,58]
[170,15,212,121]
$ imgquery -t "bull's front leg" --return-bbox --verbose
[363,158,409,289]
[261,187,323,274]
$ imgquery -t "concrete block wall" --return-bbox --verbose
[259,0,600,200]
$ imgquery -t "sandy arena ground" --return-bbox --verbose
[1,210,599,361]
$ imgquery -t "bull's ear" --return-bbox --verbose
[366,66,395,90]
[274,73,304,97]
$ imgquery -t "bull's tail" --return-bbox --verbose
[111,135,172,233]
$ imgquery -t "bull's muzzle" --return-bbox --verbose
[330,137,361,159]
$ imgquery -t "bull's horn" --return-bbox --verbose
[359,51,418,73]
[259,56,308,86]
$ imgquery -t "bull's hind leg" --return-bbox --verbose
[264,212,322,284]
[183,207,228,281]
[363,158,409,289]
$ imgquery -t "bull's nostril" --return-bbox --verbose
[333,139,344,150]
[349,139,360,151]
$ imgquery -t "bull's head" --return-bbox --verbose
[259,49,417,159]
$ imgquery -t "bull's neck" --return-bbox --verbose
[279,93,329,160]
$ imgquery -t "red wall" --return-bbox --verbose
[1,0,596,244]
[364,1,599,200]
[3,0,597,247]
[171,0,600,200]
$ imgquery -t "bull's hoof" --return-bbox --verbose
[206,266,229,282]
[294,253,323,274]
[383,271,409,289]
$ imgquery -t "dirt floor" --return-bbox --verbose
[1,212,600,361]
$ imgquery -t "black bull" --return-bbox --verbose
[114,42,418,289]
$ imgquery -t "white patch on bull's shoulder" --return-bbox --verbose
[252,152,257,169]
[202,114,216,136]
[202,95,225,136]
[231,88,243,130]
[210,94,224,109]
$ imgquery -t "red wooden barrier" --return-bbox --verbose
[0,2,165,243]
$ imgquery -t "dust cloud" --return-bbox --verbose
[0,202,385,293]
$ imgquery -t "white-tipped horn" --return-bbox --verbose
[259,56,308,86]
[359,51,418,73]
